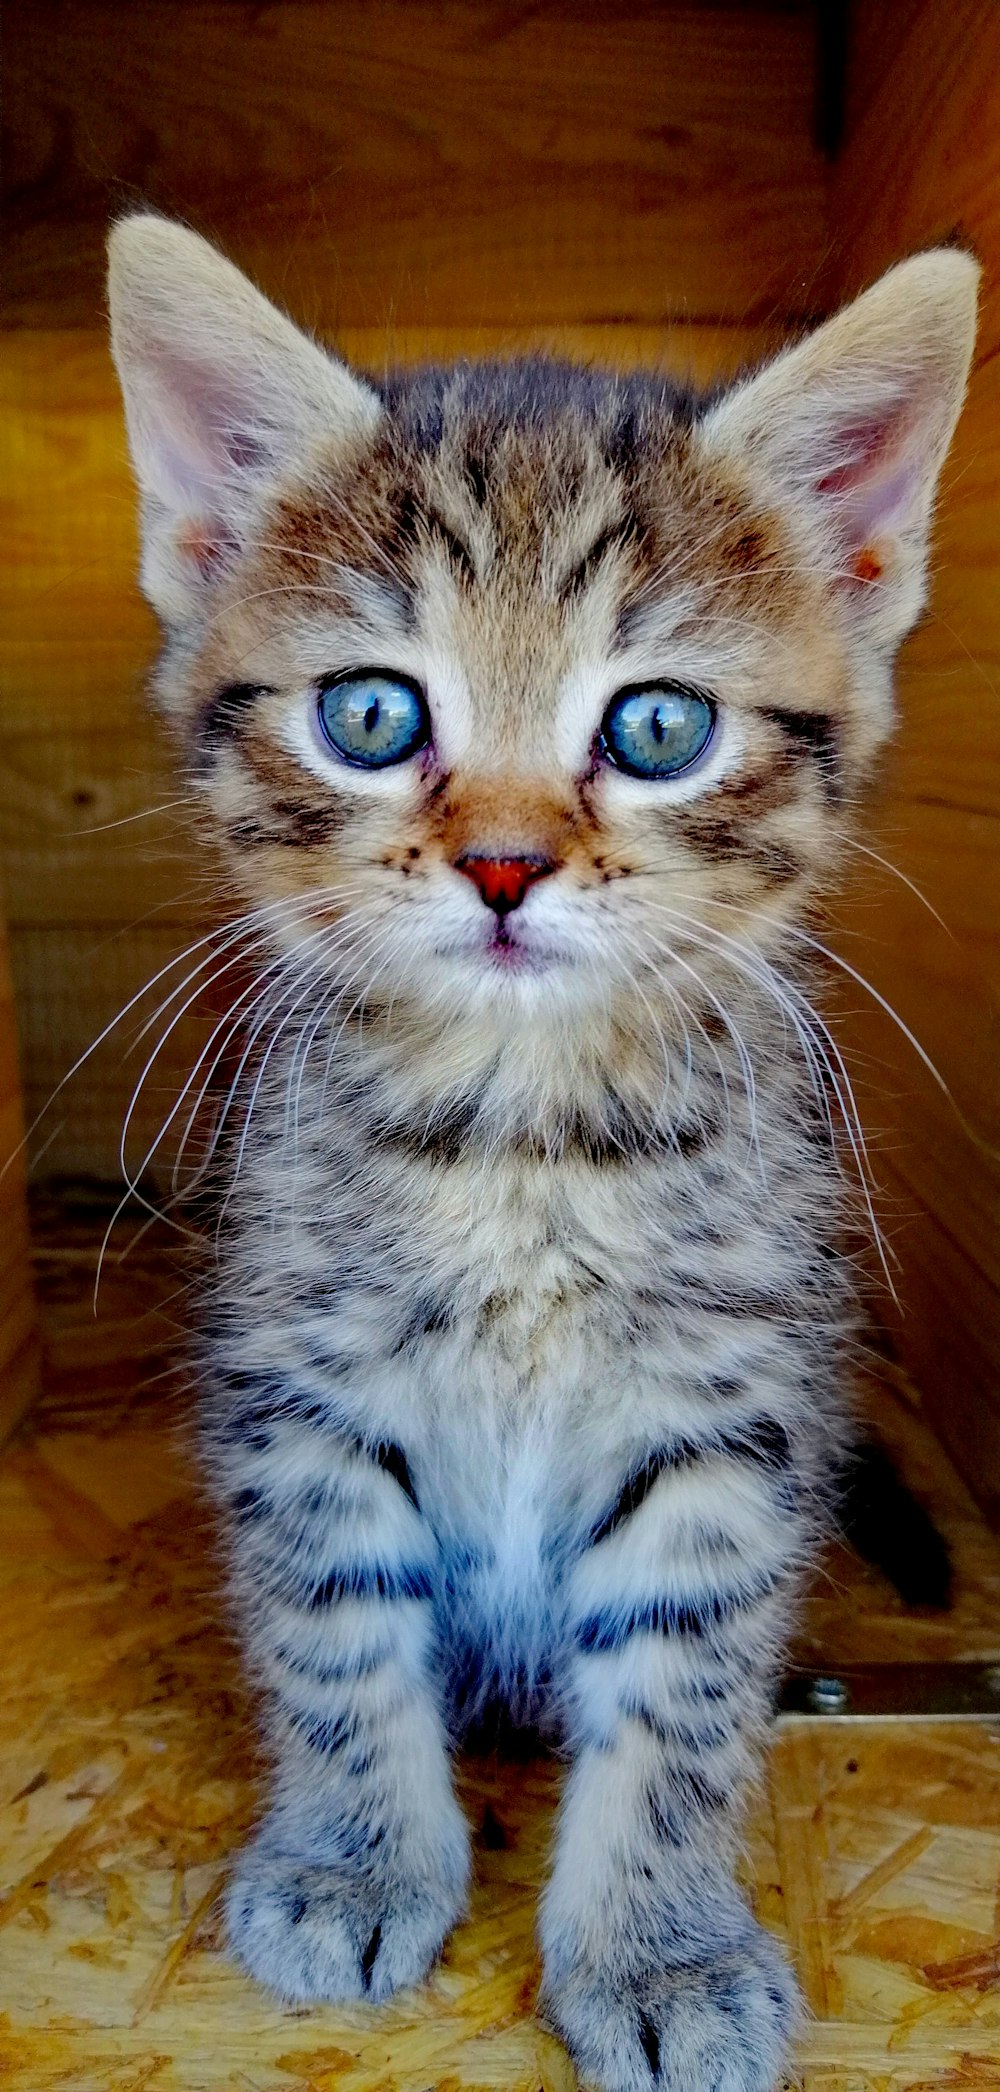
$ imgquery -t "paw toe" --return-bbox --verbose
[226,1846,461,2006]
[545,1926,798,2092]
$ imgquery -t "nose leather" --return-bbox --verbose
[456,855,556,916]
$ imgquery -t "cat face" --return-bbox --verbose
[108,219,977,1034]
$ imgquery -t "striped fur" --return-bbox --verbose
[108,218,977,2091]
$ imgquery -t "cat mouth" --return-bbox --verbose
[483,924,572,972]
[432,926,573,973]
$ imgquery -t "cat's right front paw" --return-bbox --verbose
[226,1842,466,2004]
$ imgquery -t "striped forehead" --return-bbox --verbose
[249,373,798,772]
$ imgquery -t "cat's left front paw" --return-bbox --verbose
[542,1927,798,2092]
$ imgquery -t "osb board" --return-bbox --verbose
[3,1,827,330]
[1,1377,1000,2090]
[821,0,1000,1513]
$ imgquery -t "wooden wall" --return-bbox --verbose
[1,1,998,1507]
[820,0,1000,1515]
[0,910,39,1443]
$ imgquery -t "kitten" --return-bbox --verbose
[108,216,976,2092]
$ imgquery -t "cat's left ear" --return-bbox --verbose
[702,249,979,648]
[108,214,381,624]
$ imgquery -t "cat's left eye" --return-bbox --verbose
[316,671,430,768]
[600,683,716,780]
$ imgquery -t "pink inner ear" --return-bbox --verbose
[814,395,927,550]
[143,344,271,509]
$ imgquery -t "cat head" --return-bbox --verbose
[108,216,977,1040]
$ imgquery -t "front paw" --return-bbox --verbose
[226,1841,467,2004]
[542,1925,798,2092]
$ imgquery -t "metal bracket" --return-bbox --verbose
[779,1662,1000,1720]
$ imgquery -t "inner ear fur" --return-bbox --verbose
[701,249,979,646]
[108,213,381,623]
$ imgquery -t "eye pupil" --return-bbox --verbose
[317,672,429,769]
[600,683,715,780]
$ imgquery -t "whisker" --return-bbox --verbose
[72,796,199,836]
[829,832,955,938]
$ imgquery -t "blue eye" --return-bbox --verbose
[600,683,716,780]
[317,671,430,768]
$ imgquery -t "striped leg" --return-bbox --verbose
[213,1377,470,2003]
[540,1424,805,2092]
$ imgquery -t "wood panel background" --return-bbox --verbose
[4,1,828,331]
[0,910,39,1444]
[819,0,1000,1518]
[1,0,998,1510]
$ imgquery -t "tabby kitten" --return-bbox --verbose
[108,216,976,2092]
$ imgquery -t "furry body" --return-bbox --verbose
[207,989,843,2082]
[108,219,977,2091]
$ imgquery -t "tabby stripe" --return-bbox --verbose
[588,1418,792,1544]
[197,680,276,755]
[625,1704,734,1752]
[281,1703,358,1756]
[575,1577,776,1651]
[650,1772,728,1845]
[304,1561,434,1608]
[221,1378,420,1512]
[762,705,842,802]
[275,1643,389,1685]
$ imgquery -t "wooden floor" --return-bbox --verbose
[2,1203,999,2091]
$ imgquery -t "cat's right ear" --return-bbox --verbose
[107,214,380,624]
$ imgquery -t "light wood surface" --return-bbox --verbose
[1,1219,999,2091]
[822,0,1000,1518]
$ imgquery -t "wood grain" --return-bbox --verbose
[3,1,828,330]
[825,0,1000,1516]
[0,911,39,1443]
[7,924,226,1187]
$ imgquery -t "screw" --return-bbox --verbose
[806,1675,849,1714]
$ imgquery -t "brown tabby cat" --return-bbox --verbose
[108,215,976,2091]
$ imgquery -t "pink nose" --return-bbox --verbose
[455,855,556,916]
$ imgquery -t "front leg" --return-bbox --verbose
[541,1420,806,2092]
[209,1370,470,2003]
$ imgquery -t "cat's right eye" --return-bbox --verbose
[316,670,430,769]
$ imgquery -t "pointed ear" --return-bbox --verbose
[702,250,979,649]
[107,214,380,623]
